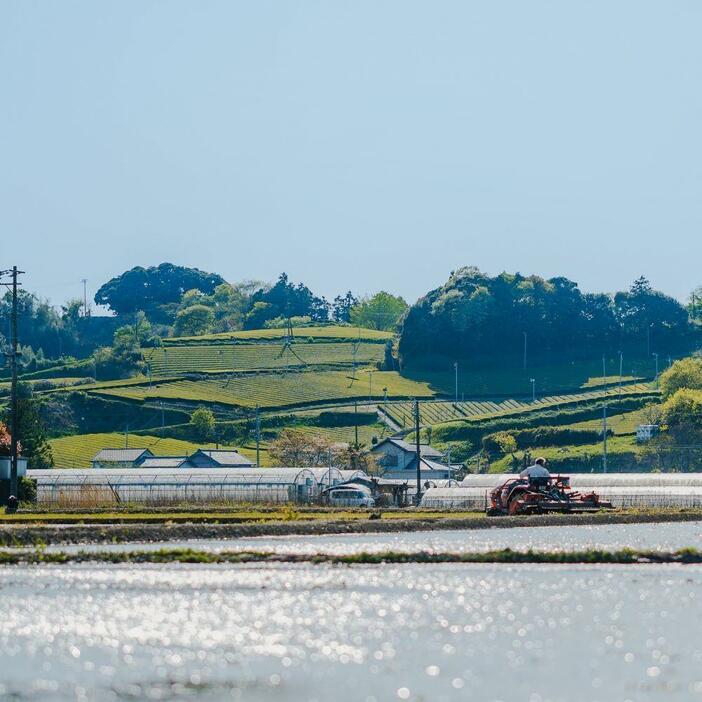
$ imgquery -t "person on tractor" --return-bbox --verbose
[520,457,550,490]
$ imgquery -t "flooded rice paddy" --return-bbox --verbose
[38,520,702,555]
[2,562,702,701]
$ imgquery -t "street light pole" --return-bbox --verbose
[523,332,527,370]
[653,353,659,388]
[530,378,536,403]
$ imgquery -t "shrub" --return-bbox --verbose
[659,357,702,398]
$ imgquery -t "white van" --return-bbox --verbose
[327,486,376,508]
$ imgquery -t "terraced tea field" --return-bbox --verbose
[165,325,392,344]
[92,370,435,409]
[383,383,655,427]
[143,342,385,375]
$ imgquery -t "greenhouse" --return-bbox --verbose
[29,468,319,506]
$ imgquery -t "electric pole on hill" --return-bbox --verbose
[1,266,24,499]
[414,399,421,504]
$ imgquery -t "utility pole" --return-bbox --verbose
[530,378,536,403]
[602,354,606,383]
[602,403,608,473]
[81,278,89,317]
[255,405,261,467]
[446,446,452,483]
[354,401,359,449]
[414,399,421,504]
[454,361,458,403]
[653,352,659,389]
[1,266,24,499]
[368,369,375,402]
[523,331,527,370]
[125,424,129,449]
[618,351,623,402]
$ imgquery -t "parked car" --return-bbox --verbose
[326,486,376,507]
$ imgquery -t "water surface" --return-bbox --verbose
[2,562,702,700]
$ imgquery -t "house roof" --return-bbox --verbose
[389,457,450,473]
[92,448,153,463]
[139,456,189,469]
[190,449,254,466]
[372,438,444,458]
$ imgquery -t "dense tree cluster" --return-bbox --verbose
[399,267,696,368]
[94,263,226,320]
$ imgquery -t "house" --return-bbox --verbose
[371,438,444,471]
[187,449,255,468]
[91,448,154,469]
[370,437,461,480]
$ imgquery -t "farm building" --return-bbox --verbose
[187,449,254,468]
[90,448,154,469]
[90,447,253,470]
[29,467,320,506]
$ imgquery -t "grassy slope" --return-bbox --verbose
[489,435,639,473]
[49,432,264,469]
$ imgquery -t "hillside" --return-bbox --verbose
[21,323,668,469]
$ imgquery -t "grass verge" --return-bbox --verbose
[2,547,702,566]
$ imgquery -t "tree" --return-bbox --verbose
[349,292,408,331]
[268,429,335,467]
[398,268,697,369]
[190,407,216,442]
[174,305,215,337]
[1,385,53,468]
[94,263,225,317]
[659,357,702,399]
[661,389,702,432]
[244,274,329,329]
[332,292,358,323]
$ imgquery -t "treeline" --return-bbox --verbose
[94,265,408,337]
[399,267,700,368]
[2,263,407,378]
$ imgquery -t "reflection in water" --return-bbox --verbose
[1,562,702,701]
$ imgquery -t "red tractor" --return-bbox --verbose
[486,475,613,516]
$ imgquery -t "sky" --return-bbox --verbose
[1,1,701,310]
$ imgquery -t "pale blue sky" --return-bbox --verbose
[2,1,701,308]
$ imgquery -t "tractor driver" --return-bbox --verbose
[520,457,550,490]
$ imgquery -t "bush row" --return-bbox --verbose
[482,427,611,453]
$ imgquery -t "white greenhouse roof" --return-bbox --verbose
[29,467,318,488]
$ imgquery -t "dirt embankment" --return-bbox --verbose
[2,510,702,547]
